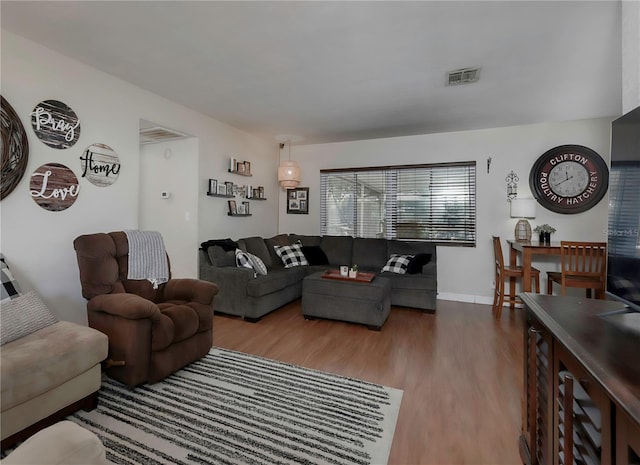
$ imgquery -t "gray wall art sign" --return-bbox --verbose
[31,99,81,149]
[80,143,121,187]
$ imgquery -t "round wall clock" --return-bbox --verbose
[529,145,609,214]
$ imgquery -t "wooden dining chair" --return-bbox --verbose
[547,241,607,299]
[492,236,540,319]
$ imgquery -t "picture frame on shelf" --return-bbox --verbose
[217,184,227,196]
[253,188,260,199]
[259,186,264,198]
[236,161,246,174]
[211,179,218,194]
[242,201,250,215]
[228,200,237,215]
[244,161,251,175]
[225,181,234,196]
[287,187,309,214]
[229,157,236,172]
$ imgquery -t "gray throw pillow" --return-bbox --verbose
[207,246,236,267]
[0,290,58,345]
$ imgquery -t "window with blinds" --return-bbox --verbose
[320,162,476,246]
[608,162,640,256]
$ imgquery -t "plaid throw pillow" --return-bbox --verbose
[381,254,413,274]
[1,253,21,303]
[235,249,268,276]
[274,242,309,268]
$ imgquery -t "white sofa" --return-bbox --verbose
[1,254,108,449]
[1,320,108,448]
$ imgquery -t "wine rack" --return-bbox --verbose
[555,345,611,465]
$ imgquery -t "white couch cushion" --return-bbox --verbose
[0,321,108,411]
[3,420,109,465]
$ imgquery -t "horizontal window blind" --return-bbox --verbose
[320,162,476,246]
[608,162,640,256]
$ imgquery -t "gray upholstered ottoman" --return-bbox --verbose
[301,271,391,330]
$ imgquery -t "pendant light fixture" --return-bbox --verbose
[276,135,302,189]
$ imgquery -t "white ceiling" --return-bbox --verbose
[1,1,623,145]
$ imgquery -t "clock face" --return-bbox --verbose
[548,161,589,197]
[529,145,609,214]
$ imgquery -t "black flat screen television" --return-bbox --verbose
[607,105,640,312]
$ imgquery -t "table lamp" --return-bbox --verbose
[510,198,536,241]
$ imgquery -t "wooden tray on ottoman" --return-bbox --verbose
[321,269,376,283]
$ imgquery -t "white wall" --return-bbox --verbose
[1,31,276,324]
[139,138,199,278]
[622,0,640,112]
[1,28,619,320]
[198,136,280,243]
[279,118,613,304]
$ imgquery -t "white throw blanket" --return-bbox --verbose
[124,230,169,289]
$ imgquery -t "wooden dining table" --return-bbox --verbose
[507,240,562,302]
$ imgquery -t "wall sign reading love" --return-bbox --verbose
[30,163,80,211]
[31,100,81,149]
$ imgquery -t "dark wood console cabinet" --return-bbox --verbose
[520,294,640,465]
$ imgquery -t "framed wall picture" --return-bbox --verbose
[225,181,234,196]
[228,200,237,214]
[209,179,217,194]
[287,187,309,214]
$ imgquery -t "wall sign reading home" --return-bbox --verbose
[30,163,79,211]
[30,100,81,149]
[80,143,120,187]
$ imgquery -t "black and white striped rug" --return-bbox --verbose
[69,348,403,465]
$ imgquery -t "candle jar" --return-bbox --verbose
[539,232,551,243]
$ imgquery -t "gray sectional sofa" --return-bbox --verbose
[198,234,437,321]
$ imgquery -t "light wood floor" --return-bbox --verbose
[213,299,525,465]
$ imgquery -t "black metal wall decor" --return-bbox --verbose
[1,95,29,199]
[31,99,81,149]
[80,143,121,187]
[30,162,80,211]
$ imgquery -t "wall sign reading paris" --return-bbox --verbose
[30,163,79,211]
[31,99,81,149]
[80,143,121,187]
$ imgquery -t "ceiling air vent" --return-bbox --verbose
[139,126,189,145]
[447,67,481,86]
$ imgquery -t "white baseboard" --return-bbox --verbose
[437,292,494,306]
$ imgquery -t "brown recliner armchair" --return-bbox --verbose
[73,231,218,388]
